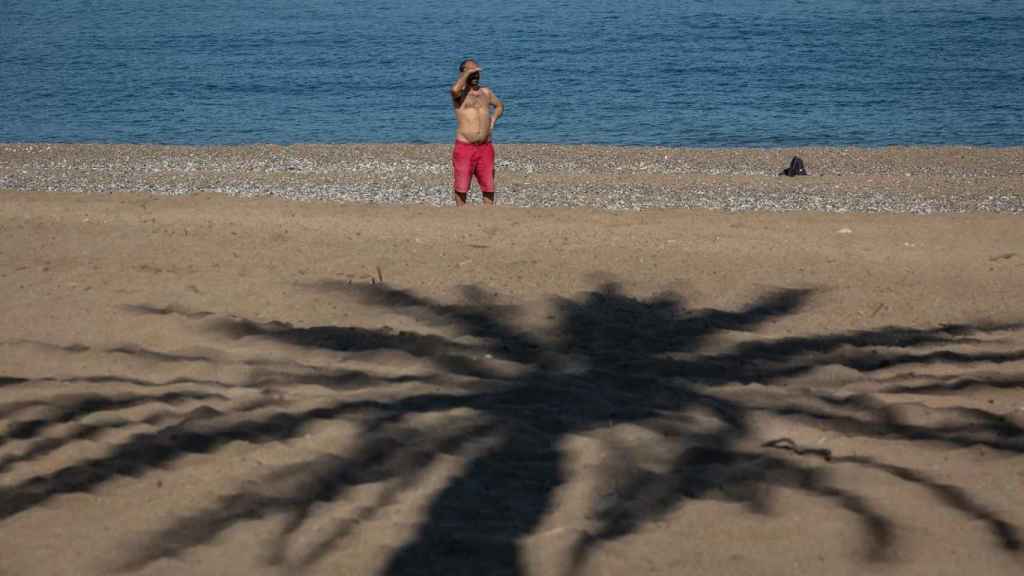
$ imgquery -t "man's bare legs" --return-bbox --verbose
[452,190,495,206]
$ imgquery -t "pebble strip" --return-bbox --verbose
[1,143,1022,213]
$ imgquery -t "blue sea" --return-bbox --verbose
[2,0,1022,147]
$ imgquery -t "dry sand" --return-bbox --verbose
[1,145,1023,575]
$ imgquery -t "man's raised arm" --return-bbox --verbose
[451,65,480,104]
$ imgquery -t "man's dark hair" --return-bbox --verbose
[459,58,476,73]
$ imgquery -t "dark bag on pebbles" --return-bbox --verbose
[780,156,808,177]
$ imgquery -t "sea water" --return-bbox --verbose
[2,0,1022,146]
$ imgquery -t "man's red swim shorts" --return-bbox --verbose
[452,140,495,193]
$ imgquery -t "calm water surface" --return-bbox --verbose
[2,0,1022,146]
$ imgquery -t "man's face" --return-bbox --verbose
[465,61,481,88]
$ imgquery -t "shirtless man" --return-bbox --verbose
[451,58,504,206]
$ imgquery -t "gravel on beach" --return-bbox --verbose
[2,143,1022,213]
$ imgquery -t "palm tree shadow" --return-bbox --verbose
[3,281,1022,575]
[367,283,895,574]
[342,282,1022,575]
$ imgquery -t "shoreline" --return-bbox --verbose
[2,143,1023,213]
[5,141,1024,149]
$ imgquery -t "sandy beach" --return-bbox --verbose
[1,145,1023,575]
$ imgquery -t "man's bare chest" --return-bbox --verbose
[459,90,489,111]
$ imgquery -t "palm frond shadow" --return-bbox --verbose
[1,281,1021,575]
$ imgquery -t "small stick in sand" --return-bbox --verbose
[989,252,1017,262]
